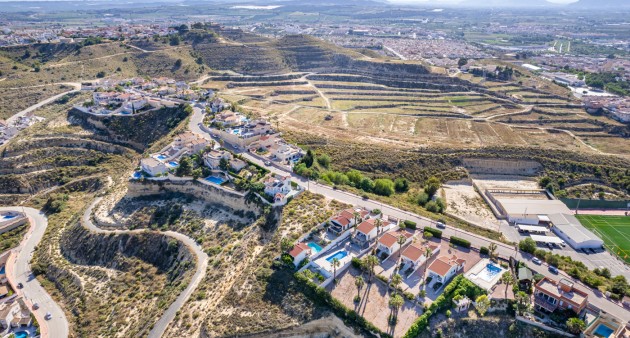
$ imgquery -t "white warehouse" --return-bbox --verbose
[548,213,604,250]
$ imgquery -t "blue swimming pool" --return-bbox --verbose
[167,161,179,167]
[326,250,348,263]
[0,266,5,275]
[156,154,167,161]
[594,324,615,337]
[307,242,323,253]
[205,176,226,185]
[477,263,503,282]
[14,331,28,338]
[132,171,143,179]
[0,214,17,221]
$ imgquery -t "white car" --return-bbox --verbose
[45,312,52,320]
[532,257,542,265]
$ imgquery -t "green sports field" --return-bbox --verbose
[577,215,630,263]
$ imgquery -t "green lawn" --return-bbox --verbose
[577,215,630,263]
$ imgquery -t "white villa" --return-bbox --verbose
[263,175,293,204]
[328,208,370,236]
[229,158,247,172]
[203,150,233,169]
[401,242,440,274]
[376,230,413,258]
[288,242,312,267]
[427,255,466,284]
[354,218,389,245]
[0,297,32,330]
[141,158,168,177]
[173,132,210,155]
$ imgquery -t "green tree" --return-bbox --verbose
[280,237,294,253]
[354,276,365,301]
[389,293,404,324]
[519,238,537,254]
[317,154,331,168]
[424,176,441,197]
[514,291,530,315]
[458,58,468,67]
[176,156,193,176]
[566,318,586,334]
[364,255,379,282]
[360,177,375,192]
[397,235,407,262]
[347,170,364,186]
[391,273,403,294]
[373,178,395,196]
[332,258,341,282]
[394,178,409,193]
[174,58,183,68]
[501,272,514,298]
[489,243,497,260]
[475,295,490,316]
[169,34,181,46]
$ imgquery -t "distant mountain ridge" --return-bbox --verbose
[572,0,630,7]
[458,0,557,7]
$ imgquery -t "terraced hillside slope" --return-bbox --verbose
[0,93,198,337]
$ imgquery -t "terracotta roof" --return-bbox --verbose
[289,242,310,258]
[378,230,413,248]
[428,255,464,277]
[356,219,376,235]
[402,242,437,262]
[332,216,351,227]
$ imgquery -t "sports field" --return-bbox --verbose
[577,215,630,263]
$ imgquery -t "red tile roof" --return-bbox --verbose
[356,220,376,235]
[378,230,413,248]
[428,255,465,277]
[289,242,310,258]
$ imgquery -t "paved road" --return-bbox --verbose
[82,198,208,338]
[190,105,630,321]
[0,207,69,338]
[6,82,81,125]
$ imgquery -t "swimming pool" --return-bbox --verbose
[14,331,28,338]
[326,250,348,263]
[0,214,17,221]
[0,266,5,275]
[477,263,503,282]
[307,242,323,253]
[594,324,615,337]
[132,171,143,179]
[205,176,226,185]
[156,154,167,161]
[167,161,179,167]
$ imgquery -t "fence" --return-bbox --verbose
[560,198,630,210]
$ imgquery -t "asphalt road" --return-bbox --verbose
[0,207,69,338]
[6,82,81,125]
[81,198,208,338]
[189,105,630,321]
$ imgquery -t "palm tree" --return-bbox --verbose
[501,271,514,299]
[389,293,404,325]
[390,273,403,294]
[364,255,379,283]
[566,318,586,334]
[375,218,383,235]
[514,291,530,315]
[397,234,407,263]
[332,258,341,282]
[353,211,360,230]
[421,247,433,283]
[489,242,497,260]
[354,276,365,301]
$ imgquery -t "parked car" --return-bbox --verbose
[532,257,542,265]
[436,222,446,229]
[560,241,566,248]
[45,312,52,320]
[548,266,559,274]
[33,303,39,310]
[264,161,271,166]
[547,242,554,249]
[17,283,23,289]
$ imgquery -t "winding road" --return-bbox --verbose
[81,198,208,338]
[0,207,69,338]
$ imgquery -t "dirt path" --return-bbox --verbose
[241,315,360,338]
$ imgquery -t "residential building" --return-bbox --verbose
[214,111,243,126]
[203,150,233,169]
[173,132,210,154]
[427,255,466,284]
[401,242,440,274]
[0,297,32,330]
[534,277,588,315]
[140,158,168,177]
[354,218,388,245]
[272,143,303,163]
[328,208,369,236]
[376,230,413,258]
[229,158,247,172]
[263,175,292,197]
[288,242,312,267]
[583,312,627,338]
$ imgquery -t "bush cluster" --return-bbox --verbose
[450,236,471,248]
[423,227,442,239]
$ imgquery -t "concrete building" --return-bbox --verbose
[549,213,604,249]
[140,158,168,177]
[494,198,572,225]
[375,230,413,258]
[427,255,466,284]
[288,242,312,267]
[534,277,588,315]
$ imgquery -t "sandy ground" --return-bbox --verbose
[471,174,540,192]
[443,180,499,231]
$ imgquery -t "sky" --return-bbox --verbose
[388,0,578,3]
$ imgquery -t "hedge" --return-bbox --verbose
[423,227,442,239]
[403,275,486,338]
[480,246,489,255]
[450,236,471,248]
[295,272,391,338]
[403,220,417,229]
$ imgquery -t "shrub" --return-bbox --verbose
[404,291,416,301]
[423,227,442,238]
[394,178,409,193]
[480,246,489,255]
[373,178,395,196]
[403,220,417,229]
[519,238,537,254]
[351,257,364,270]
[450,236,470,248]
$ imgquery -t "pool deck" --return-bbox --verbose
[464,258,506,291]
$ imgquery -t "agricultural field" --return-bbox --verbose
[577,215,630,263]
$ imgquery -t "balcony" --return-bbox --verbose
[534,294,558,313]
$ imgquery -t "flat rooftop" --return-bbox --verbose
[496,198,572,217]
